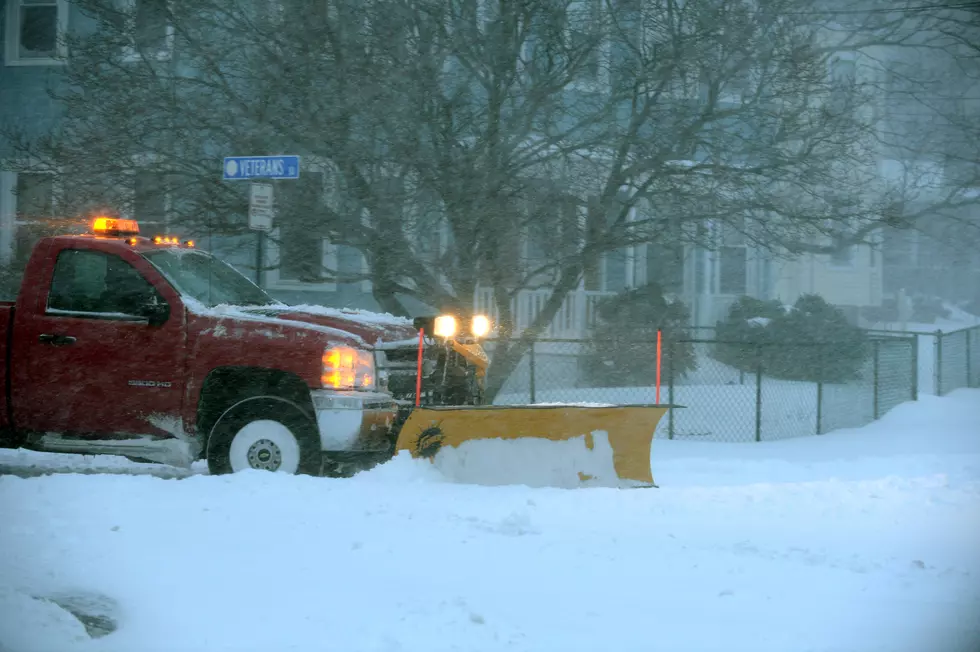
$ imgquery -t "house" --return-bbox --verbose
[0,0,76,294]
[4,0,967,335]
[0,0,390,312]
[873,43,980,313]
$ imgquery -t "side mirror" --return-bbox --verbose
[140,300,170,327]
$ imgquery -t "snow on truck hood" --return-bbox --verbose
[183,299,418,348]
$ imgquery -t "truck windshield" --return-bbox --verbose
[142,249,276,308]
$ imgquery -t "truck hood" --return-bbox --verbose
[222,304,419,347]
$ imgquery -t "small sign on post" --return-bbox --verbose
[248,182,274,232]
[223,155,300,289]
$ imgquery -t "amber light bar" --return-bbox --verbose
[93,217,140,236]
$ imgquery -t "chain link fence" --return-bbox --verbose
[936,325,980,396]
[485,333,918,443]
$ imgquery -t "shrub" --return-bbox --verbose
[713,295,785,371]
[578,283,697,388]
[712,294,868,383]
[767,294,868,382]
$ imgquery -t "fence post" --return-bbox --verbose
[872,339,880,420]
[755,342,763,443]
[528,341,536,404]
[668,339,675,440]
[815,347,823,435]
[911,334,919,402]
[935,330,944,397]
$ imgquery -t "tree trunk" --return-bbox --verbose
[372,284,409,317]
[482,263,586,403]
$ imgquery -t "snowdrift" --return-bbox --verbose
[0,390,979,652]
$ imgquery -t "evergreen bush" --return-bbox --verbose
[713,294,868,383]
[578,283,697,388]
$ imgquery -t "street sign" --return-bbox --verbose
[248,182,274,231]
[223,155,300,180]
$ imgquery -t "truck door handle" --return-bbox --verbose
[39,333,77,346]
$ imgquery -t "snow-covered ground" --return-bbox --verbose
[2,390,979,652]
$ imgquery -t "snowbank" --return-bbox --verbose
[0,448,207,479]
[1,390,978,652]
[651,390,980,487]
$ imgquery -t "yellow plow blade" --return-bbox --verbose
[393,405,670,489]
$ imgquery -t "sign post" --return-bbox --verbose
[222,155,300,288]
[248,183,274,286]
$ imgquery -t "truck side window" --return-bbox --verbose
[47,249,162,317]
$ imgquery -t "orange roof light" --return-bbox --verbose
[93,217,140,236]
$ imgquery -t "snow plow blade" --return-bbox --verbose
[393,404,672,489]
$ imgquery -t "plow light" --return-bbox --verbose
[471,314,492,338]
[433,315,458,339]
[93,217,140,237]
[322,346,375,390]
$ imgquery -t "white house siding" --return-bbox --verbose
[771,245,882,313]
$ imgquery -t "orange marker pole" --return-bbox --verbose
[415,328,425,407]
[656,329,662,404]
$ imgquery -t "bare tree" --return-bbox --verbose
[5,0,978,398]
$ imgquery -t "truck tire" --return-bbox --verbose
[206,397,321,476]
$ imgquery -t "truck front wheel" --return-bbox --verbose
[206,397,321,476]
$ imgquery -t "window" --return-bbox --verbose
[4,0,68,65]
[115,0,173,60]
[133,0,168,51]
[143,249,274,307]
[829,234,854,267]
[47,249,162,316]
[13,173,55,269]
[719,246,747,294]
[564,0,608,89]
[829,56,856,115]
[15,172,54,220]
[718,219,747,294]
[278,171,334,283]
[646,242,684,294]
[133,171,167,227]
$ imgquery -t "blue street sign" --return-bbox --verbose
[223,155,300,180]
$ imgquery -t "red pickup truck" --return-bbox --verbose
[0,218,435,476]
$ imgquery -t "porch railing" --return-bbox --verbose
[473,287,615,338]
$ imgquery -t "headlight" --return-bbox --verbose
[433,314,457,338]
[471,314,492,338]
[322,346,375,390]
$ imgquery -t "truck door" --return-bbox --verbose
[10,244,186,437]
